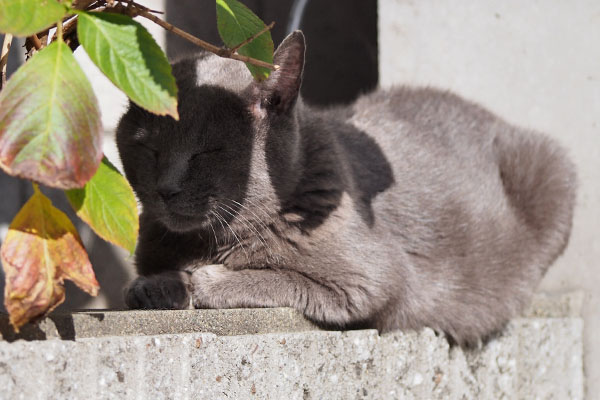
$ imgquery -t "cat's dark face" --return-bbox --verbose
[117,85,254,232]
[116,32,306,233]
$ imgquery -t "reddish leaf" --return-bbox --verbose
[1,185,99,331]
[0,40,102,189]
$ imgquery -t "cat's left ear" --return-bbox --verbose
[257,31,305,115]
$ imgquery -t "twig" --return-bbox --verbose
[230,21,275,53]
[1,34,13,90]
[49,16,79,44]
[126,0,163,15]
[39,0,278,71]
[72,0,100,10]
[30,34,42,50]
[133,8,278,71]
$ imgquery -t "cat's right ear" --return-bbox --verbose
[256,31,305,115]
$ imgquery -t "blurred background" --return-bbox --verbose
[1,0,598,396]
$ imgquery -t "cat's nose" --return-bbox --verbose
[157,184,182,201]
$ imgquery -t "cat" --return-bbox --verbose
[116,31,576,345]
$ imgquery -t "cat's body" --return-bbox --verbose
[117,32,576,344]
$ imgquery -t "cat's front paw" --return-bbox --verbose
[125,271,191,310]
[189,264,229,309]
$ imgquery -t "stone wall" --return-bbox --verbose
[0,301,584,399]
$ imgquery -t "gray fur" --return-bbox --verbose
[116,31,576,345]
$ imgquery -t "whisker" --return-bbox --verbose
[226,198,274,234]
[158,226,169,244]
[207,211,221,251]
[213,206,251,264]
[238,197,275,223]
[217,203,273,259]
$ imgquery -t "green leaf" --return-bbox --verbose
[0,40,102,189]
[66,157,139,253]
[216,0,274,81]
[77,11,178,119]
[0,0,68,37]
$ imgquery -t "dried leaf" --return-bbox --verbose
[1,185,99,331]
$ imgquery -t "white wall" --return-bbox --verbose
[379,1,599,397]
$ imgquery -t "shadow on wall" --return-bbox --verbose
[0,35,133,312]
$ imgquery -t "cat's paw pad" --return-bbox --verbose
[125,272,191,310]
[190,264,229,309]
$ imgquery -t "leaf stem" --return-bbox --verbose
[57,21,64,42]
[1,33,13,90]
[128,5,278,71]
[229,21,275,53]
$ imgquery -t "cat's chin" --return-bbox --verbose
[159,212,207,233]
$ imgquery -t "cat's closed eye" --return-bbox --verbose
[138,143,158,159]
[191,148,224,160]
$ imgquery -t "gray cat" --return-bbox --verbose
[116,31,576,345]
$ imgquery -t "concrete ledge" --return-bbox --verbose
[0,293,584,399]
[0,291,581,341]
[0,318,583,399]
[0,308,317,341]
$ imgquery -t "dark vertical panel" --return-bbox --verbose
[299,0,378,105]
[165,1,377,106]
[165,1,222,59]
[256,0,295,45]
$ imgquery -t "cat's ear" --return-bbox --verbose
[258,31,305,114]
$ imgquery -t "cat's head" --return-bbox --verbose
[116,31,306,233]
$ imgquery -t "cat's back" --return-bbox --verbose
[345,87,509,229]
[349,86,501,167]
[341,85,575,275]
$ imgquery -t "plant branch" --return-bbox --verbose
[1,33,13,90]
[126,0,163,15]
[126,4,278,71]
[230,21,275,53]
[72,0,100,10]
[42,0,279,71]
[30,34,42,50]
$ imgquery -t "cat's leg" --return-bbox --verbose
[189,264,376,327]
[125,271,192,309]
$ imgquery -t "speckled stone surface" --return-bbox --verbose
[0,318,583,399]
[0,293,585,399]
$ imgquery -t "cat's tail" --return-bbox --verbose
[495,128,577,270]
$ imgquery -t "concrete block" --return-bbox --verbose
[517,318,584,400]
[0,316,584,399]
[0,296,585,399]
